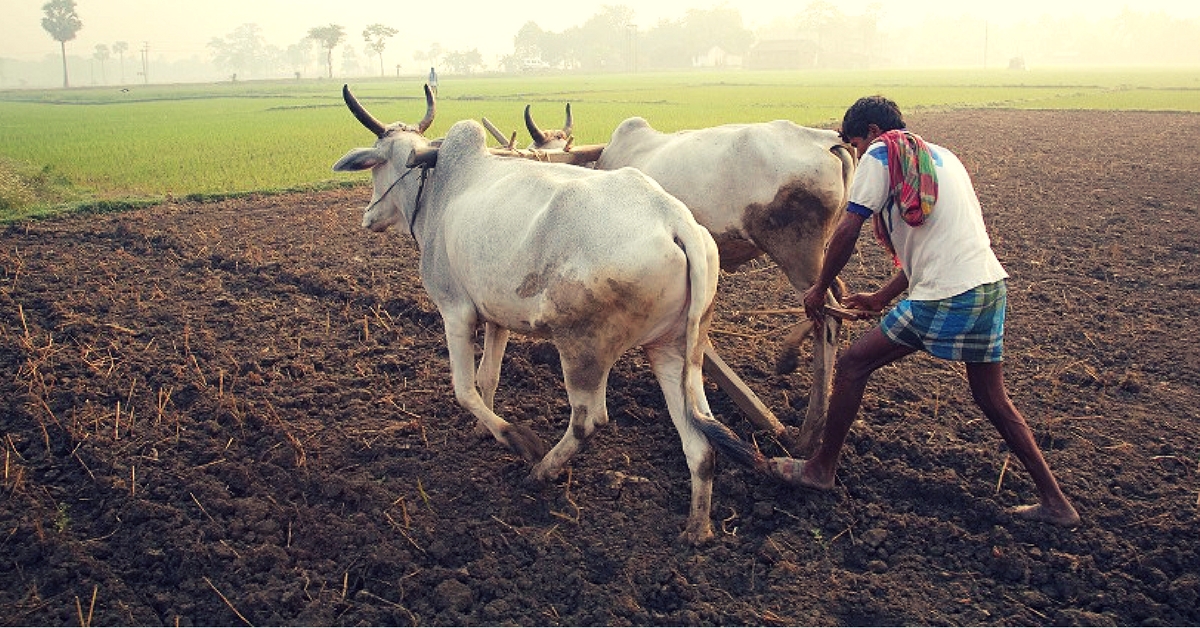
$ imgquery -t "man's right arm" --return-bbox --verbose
[804,210,867,321]
[816,209,868,293]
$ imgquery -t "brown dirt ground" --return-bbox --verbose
[2,109,1198,626]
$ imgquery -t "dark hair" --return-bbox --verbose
[840,95,905,141]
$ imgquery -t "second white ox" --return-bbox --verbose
[521,107,856,453]
[333,85,764,544]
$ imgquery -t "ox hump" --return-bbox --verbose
[613,117,655,136]
[441,120,490,156]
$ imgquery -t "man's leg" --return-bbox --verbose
[966,361,1081,526]
[774,326,914,489]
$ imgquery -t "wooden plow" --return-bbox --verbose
[482,117,604,165]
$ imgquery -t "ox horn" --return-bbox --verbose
[343,84,388,138]
[406,146,439,168]
[524,104,547,145]
[525,103,573,145]
[417,83,436,134]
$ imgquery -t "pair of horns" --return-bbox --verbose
[481,104,575,149]
[343,83,436,138]
[525,103,573,145]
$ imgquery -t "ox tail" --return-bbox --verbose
[831,143,856,209]
[676,222,768,474]
[827,143,856,304]
[693,410,768,472]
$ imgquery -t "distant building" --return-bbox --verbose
[693,46,743,68]
[746,39,818,70]
[521,58,551,71]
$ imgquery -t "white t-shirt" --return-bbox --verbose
[846,139,1008,301]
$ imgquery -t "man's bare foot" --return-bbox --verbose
[1012,503,1081,527]
[767,457,835,490]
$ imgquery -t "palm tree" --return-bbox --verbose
[307,24,345,78]
[41,0,83,88]
[93,44,110,84]
[113,41,129,84]
[362,24,398,77]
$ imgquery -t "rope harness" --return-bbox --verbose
[363,164,432,249]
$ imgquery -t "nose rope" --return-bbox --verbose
[409,166,431,246]
[364,165,431,249]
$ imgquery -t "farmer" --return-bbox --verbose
[428,66,439,96]
[770,95,1080,527]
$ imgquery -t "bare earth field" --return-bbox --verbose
[2,109,1198,626]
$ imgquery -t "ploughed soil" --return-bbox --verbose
[2,109,1198,626]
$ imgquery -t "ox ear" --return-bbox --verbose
[332,148,388,172]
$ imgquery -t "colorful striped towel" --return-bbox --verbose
[873,129,939,266]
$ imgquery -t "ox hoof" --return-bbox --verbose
[523,461,564,489]
[528,457,564,482]
[502,423,547,464]
[520,470,549,489]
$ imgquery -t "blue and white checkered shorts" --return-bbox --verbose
[880,280,1007,363]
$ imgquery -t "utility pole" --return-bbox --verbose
[627,23,638,73]
[983,21,989,69]
[140,42,149,84]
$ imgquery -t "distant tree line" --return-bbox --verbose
[24,0,1200,89]
[505,5,753,72]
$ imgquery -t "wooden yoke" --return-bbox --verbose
[481,116,605,165]
[489,144,605,166]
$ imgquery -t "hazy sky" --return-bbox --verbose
[6,0,1200,64]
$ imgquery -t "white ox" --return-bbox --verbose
[520,107,856,453]
[332,85,765,544]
